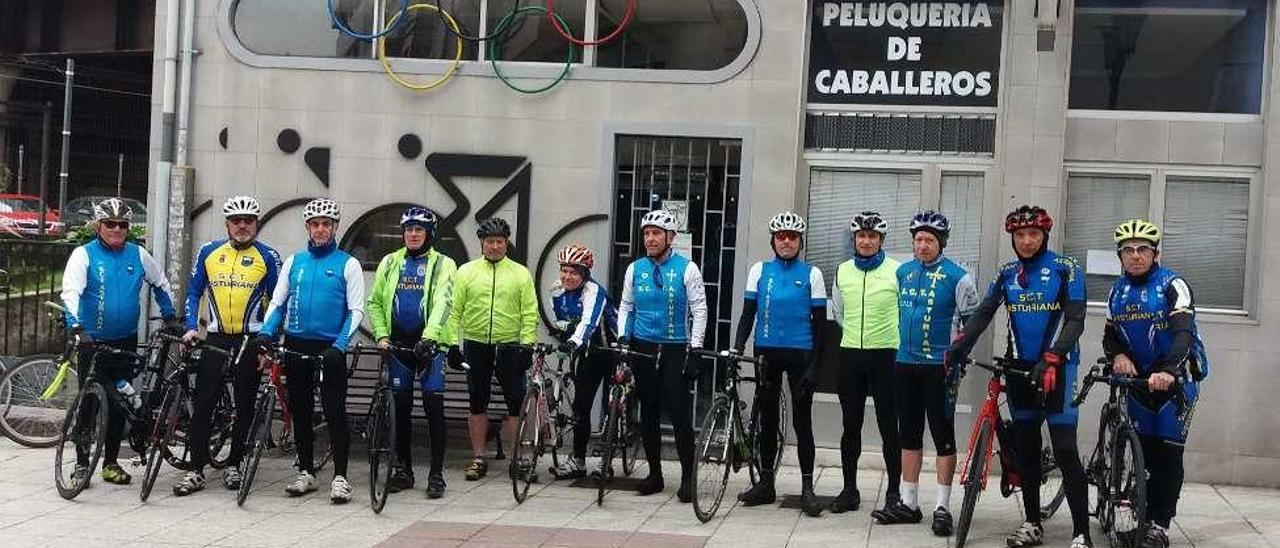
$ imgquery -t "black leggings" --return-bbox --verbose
[1141,435,1184,528]
[756,348,815,477]
[1012,422,1089,536]
[837,348,900,494]
[76,335,138,466]
[189,333,260,472]
[895,363,956,456]
[283,337,350,477]
[463,341,526,416]
[391,389,446,474]
[572,347,611,462]
[631,340,694,481]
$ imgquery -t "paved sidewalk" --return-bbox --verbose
[0,438,1275,547]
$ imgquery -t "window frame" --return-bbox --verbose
[217,0,762,84]
[1061,163,1260,319]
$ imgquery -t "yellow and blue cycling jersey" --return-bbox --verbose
[185,239,282,335]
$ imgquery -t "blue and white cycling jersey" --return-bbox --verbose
[551,277,617,348]
[896,256,979,365]
[261,240,365,350]
[61,238,177,340]
[742,257,826,350]
[616,252,708,347]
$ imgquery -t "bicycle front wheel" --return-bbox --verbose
[0,356,77,448]
[597,392,623,506]
[207,381,236,470]
[1039,443,1066,520]
[622,400,642,477]
[955,420,993,548]
[237,389,275,507]
[368,389,395,513]
[54,382,108,500]
[142,383,183,502]
[511,390,544,504]
[1104,425,1148,547]
[693,399,732,523]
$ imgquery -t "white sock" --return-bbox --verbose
[902,482,919,510]
[936,484,952,510]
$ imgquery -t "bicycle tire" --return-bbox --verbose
[54,382,108,500]
[620,401,640,477]
[693,398,732,523]
[141,383,182,502]
[511,390,543,503]
[596,390,622,506]
[237,389,275,507]
[0,356,75,448]
[368,389,394,513]
[159,391,196,472]
[207,383,236,470]
[1039,444,1067,520]
[955,420,993,548]
[548,376,574,476]
[1105,426,1148,548]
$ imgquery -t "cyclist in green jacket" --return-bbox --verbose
[828,211,902,514]
[435,217,538,481]
[366,206,457,499]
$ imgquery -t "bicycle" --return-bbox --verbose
[139,332,234,502]
[954,358,1067,548]
[510,342,575,503]
[235,343,332,507]
[689,349,786,523]
[348,342,421,514]
[591,343,650,506]
[1073,358,1164,548]
[0,309,78,447]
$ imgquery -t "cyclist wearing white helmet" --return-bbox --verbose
[172,196,283,496]
[732,211,827,517]
[828,210,901,514]
[616,208,708,501]
[367,206,457,499]
[257,198,365,503]
[874,210,979,535]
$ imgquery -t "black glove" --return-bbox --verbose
[446,346,465,371]
[253,334,276,354]
[556,341,576,355]
[323,347,346,368]
[682,349,703,384]
[161,316,184,334]
[618,336,631,347]
[413,339,437,359]
[511,346,533,370]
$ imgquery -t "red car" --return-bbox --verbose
[0,194,64,237]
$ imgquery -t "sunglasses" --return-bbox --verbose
[227,216,257,226]
[101,220,130,230]
[1118,244,1156,256]
[774,232,801,242]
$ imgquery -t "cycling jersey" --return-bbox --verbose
[61,238,177,339]
[440,256,537,346]
[617,252,708,347]
[550,277,617,348]
[184,239,282,335]
[261,240,365,350]
[367,247,457,344]
[830,253,900,350]
[740,257,826,350]
[895,256,979,365]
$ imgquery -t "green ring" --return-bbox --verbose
[488,6,575,94]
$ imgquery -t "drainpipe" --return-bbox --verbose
[153,0,181,277]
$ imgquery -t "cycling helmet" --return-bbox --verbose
[768,211,807,235]
[221,196,261,218]
[909,210,950,246]
[557,243,595,270]
[1113,218,1161,246]
[849,211,889,236]
[1004,205,1053,234]
[93,197,132,221]
[302,198,341,222]
[475,217,511,239]
[640,209,679,232]
[400,206,438,235]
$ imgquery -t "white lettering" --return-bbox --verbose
[870,71,890,94]
[920,71,934,94]
[886,2,910,29]
[815,69,833,93]
[823,2,841,26]
[904,70,919,94]
[890,71,905,94]
[975,71,992,96]
[910,3,928,26]
[887,36,908,60]
[972,3,992,27]
[952,70,975,96]
[853,2,868,25]
[934,71,952,95]
[851,70,870,93]
[831,69,852,93]
[944,2,962,27]
[929,3,944,26]
[842,2,857,26]
[868,3,886,26]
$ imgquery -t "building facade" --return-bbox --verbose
[156,0,1280,486]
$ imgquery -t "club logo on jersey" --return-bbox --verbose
[126,264,135,274]
[325,269,335,277]
[794,279,803,287]
[219,254,227,264]
[241,256,254,267]
[417,264,427,276]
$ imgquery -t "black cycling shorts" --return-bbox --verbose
[895,363,956,456]
[463,340,528,416]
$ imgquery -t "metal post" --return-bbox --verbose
[57,58,74,216]
[116,153,124,197]
[38,103,51,237]
[15,144,23,194]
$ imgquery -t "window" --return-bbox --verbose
[234,0,370,58]
[382,1,482,61]
[1162,177,1248,309]
[940,172,983,281]
[1069,0,1267,114]
[595,0,749,70]
[1064,174,1151,302]
[806,169,921,285]
[486,0,583,63]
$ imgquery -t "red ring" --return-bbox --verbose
[545,0,636,47]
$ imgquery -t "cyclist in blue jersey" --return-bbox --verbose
[731,212,827,517]
[948,205,1092,548]
[1104,219,1207,548]
[875,211,979,535]
[547,244,619,479]
[368,207,457,499]
[617,209,708,502]
[60,197,180,486]
[256,198,365,504]
[174,196,281,496]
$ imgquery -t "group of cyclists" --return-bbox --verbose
[57,194,1204,548]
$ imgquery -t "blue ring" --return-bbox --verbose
[327,0,409,41]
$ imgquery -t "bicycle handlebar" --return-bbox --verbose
[256,342,324,364]
[1071,361,1172,408]
[969,357,1032,379]
[692,348,764,366]
[152,331,233,358]
[596,343,654,360]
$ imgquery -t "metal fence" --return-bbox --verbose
[0,239,75,358]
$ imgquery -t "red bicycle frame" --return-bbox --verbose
[959,362,1027,493]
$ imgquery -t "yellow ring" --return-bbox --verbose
[378,3,464,91]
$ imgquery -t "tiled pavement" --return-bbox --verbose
[0,438,1275,547]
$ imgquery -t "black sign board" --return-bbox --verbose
[808,1,1004,107]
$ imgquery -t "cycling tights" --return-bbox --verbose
[630,340,694,481]
[572,348,611,462]
[284,337,350,477]
[1012,422,1089,536]
[837,348,901,495]
[756,348,815,477]
[190,333,260,471]
[387,343,446,475]
[1141,435,1184,528]
[76,335,137,466]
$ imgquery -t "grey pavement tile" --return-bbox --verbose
[567,500,658,531]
